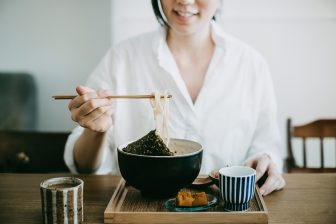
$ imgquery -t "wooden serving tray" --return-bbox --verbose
[104,178,268,224]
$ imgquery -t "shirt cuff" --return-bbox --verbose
[64,126,115,174]
[64,126,84,174]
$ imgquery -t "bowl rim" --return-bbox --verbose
[117,138,203,158]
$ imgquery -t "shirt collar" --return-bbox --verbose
[151,22,227,112]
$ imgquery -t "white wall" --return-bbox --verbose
[0,0,111,131]
[111,0,336,167]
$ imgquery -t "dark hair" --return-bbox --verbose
[151,0,169,26]
[151,0,216,27]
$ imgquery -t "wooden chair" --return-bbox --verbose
[0,130,70,173]
[286,118,336,173]
[0,73,37,130]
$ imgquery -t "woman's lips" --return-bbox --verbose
[173,10,198,22]
[177,11,194,17]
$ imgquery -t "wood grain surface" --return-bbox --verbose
[104,179,267,224]
[0,173,335,224]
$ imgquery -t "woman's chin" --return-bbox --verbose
[170,24,208,37]
[171,25,199,36]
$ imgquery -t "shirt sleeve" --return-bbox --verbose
[244,56,284,173]
[63,125,116,174]
[63,48,119,174]
[64,126,82,174]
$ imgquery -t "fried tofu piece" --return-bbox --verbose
[176,191,208,207]
[176,192,194,207]
[192,192,208,206]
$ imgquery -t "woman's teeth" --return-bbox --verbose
[177,11,195,17]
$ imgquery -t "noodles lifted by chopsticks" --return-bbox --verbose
[150,90,170,146]
[122,90,172,156]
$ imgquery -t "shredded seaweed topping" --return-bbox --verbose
[123,130,173,156]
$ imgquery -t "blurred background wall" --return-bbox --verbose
[0,0,335,167]
[0,0,111,131]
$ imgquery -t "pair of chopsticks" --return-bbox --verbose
[52,94,172,100]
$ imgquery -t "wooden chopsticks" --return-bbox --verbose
[52,95,172,100]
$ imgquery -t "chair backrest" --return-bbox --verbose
[286,118,336,173]
[0,130,70,173]
[0,73,37,130]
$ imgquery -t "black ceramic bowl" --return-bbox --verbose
[118,139,203,198]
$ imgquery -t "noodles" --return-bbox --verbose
[122,90,172,156]
[150,90,170,146]
[122,90,173,156]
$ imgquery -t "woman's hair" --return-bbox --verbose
[151,0,217,27]
[151,0,169,26]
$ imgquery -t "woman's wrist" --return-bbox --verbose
[73,128,108,173]
[83,128,107,139]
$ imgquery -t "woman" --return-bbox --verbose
[64,0,285,196]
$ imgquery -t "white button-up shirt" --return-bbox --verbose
[64,22,283,175]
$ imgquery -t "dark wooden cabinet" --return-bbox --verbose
[0,131,70,173]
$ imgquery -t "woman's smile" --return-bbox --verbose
[172,9,198,23]
[161,0,219,36]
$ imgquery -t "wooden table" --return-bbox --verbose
[0,173,335,224]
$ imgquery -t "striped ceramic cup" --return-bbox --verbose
[219,166,256,212]
[40,177,84,224]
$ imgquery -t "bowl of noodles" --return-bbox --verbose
[117,130,203,198]
[117,91,202,198]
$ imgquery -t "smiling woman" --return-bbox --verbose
[152,0,218,27]
[64,0,285,196]
[156,0,219,36]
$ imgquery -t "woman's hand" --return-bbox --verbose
[245,154,286,196]
[68,85,113,132]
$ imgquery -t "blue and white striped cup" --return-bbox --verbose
[219,166,256,211]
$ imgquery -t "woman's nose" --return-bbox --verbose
[176,0,195,5]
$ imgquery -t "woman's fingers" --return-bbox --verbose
[78,105,113,126]
[245,154,271,181]
[71,98,112,120]
[254,156,270,182]
[76,85,95,95]
[244,159,254,168]
[245,154,286,196]
[69,89,110,110]
[69,92,97,110]
[259,164,286,196]
[68,86,114,132]
[260,175,285,196]
[259,175,277,196]
[69,85,96,109]
[84,109,114,132]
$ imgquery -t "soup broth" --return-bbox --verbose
[48,183,78,189]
